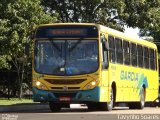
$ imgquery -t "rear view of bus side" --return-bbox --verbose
[32,23,159,112]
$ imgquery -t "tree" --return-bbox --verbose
[41,0,160,31]
[138,1,160,70]
[0,0,56,99]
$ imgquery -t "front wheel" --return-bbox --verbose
[101,87,114,111]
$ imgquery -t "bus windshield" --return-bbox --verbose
[34,39,99,75]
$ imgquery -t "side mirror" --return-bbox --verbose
[104,41,109,51]
[102,50,109,69]
[101,35,109,51]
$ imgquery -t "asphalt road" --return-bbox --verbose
[1,106,160,120]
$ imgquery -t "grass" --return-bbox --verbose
[0,98,34,105]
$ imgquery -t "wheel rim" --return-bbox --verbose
[109,89,113,108]
[141,88,145,107]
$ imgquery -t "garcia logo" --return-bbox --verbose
[120,70,138,81]
[120,70,148,97]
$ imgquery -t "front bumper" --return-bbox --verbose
[33,87,100,103]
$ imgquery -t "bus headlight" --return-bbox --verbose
[86,80,98,90]
[35,81,47,90]
[36,81,41,86]
[91,81,96,86]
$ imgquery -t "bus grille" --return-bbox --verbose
[45,79,86,85]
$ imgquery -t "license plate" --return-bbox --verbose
[59,97,71,101]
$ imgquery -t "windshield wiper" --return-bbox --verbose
[48,38,61,52]
[69,38,84,52]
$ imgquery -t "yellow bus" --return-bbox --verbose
[32,23,159,111]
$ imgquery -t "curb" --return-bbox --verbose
[0,103,49,112]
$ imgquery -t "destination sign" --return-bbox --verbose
[48,29,87,36]
[36,25,98,38]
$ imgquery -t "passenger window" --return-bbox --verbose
[123,41,130,65]
[149,49,155,70]
[137,45,143,68]
[115,38,123,64]
[130,43,137,66]
[143,47,149,69]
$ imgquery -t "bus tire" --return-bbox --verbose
[49,102,61,112]
[101,87,114,111]
[129,87,145,109]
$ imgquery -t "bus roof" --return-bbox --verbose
[37,23,157,49]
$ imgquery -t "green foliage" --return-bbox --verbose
[0,55,11,68]
[139,0,160,41]
[0,0,56,69]
[0,0,56,98]
[41,0,160,31]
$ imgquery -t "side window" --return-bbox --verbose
[149,49,155,70]
[108,36,116,63]
[137,45,143,68]
[143,47,149,69]
[123,40,130,65]
[130,43,137,66]
[115,38,123,64]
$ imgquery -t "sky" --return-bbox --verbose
[124,27,140,38]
